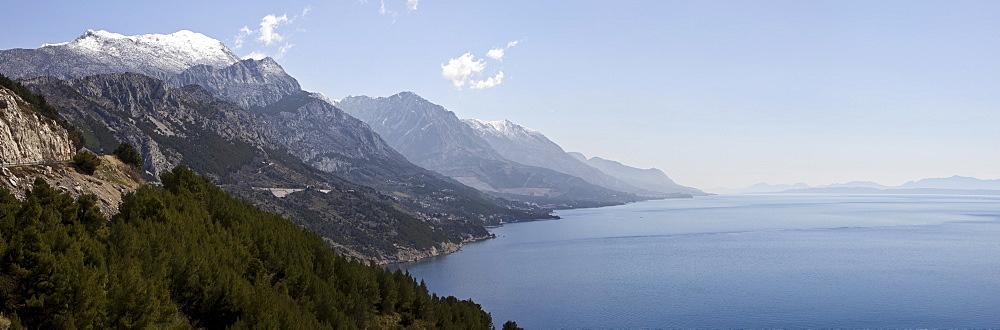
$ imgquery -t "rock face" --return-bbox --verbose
[0,30,239,81]
[464,118,667,197]
[22,73,266,178]
[0,156,144,217]
[168,58,301,109]
[0,87,74,164]
[2,29,555,262]
[19,73,507,262]
[157,57,536,224]
[0,85,142,217]
[336,92,643,207]
[568,152,707,196]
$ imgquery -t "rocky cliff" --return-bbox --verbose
[0,84,142,216]
[0,87,74,164]
[168,58,301,109]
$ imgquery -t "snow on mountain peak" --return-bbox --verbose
[42,29,241,75]
[473,118,537,134]
[464,118,541,140]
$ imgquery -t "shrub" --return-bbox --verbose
[73,151,102,175]
[113,142,142,169]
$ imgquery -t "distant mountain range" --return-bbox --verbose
[0,30,547,262]
[335,92,645,208]
[0,29,703,261]
[463,119,705,197]
[567,152,707,197]
[714,176,1000,195]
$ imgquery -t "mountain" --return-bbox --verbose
[167,57,301,110]
[898,175,1000,190]
[568,152,707,196]
[158,58,541,225]
[1,78,143,216]
[726,176,1000,195]
[18,73,500,263]
[336,92,643,208]
[463,119,669,197]
[2,30,554,262]
[817,181,888,189]
[0,30,239,81]
[0,166,494,328]
[710,182,812,194]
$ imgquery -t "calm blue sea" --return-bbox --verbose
[394,194,1000,329]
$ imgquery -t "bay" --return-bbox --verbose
[394,194,1000,328]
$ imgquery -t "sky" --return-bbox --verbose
[2,0,999,189]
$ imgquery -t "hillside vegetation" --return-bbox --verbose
[0,166,493,328]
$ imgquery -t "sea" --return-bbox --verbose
[393,194,1000,328]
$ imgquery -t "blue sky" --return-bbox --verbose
[2,0,999,189]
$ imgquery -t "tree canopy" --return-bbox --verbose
[0,166,496,328]
[113,142,142,169]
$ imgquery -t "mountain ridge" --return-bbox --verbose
[718,176,1000,194]
[568,152,707,196]
[463,118,685,197]
[336,92,645,208]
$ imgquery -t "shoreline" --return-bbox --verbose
[384,195,698,266]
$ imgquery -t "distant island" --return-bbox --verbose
[713,176,1000,195]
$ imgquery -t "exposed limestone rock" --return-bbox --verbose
[0,155,144,217]
[0,88,74,164]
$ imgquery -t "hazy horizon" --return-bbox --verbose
[3,0,998,189]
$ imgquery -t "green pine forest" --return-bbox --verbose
[0,166,495,328]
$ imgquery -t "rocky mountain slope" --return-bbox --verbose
[336,92,643,208]
[0,83,142,216]
[156,56,542,225]
[568,152,707,196]
[1,29,548,214]
[167,57,301,110]
[18,73,505,263]
[464,118,668,197]
[0,87,74,163]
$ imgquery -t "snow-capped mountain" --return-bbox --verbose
[463,118,686,197]
[0,29,239,81]
[464,119,542,141]
[336,92,644,207]
[3,29,551,232]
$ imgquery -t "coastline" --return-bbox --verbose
[383,194,697,265]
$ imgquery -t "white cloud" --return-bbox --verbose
[365,0,417,17]
[235,8,310,58]
[258,14,290,45]
[242,51,267,60]
[486,48,505,60]
[275,43,294,59]
[234,26,252,49]
[441,53,486,88]
[469,71,504,90]
[441,49,510,90]
[486,40,521,60]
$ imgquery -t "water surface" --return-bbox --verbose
[396,194,1000,328]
